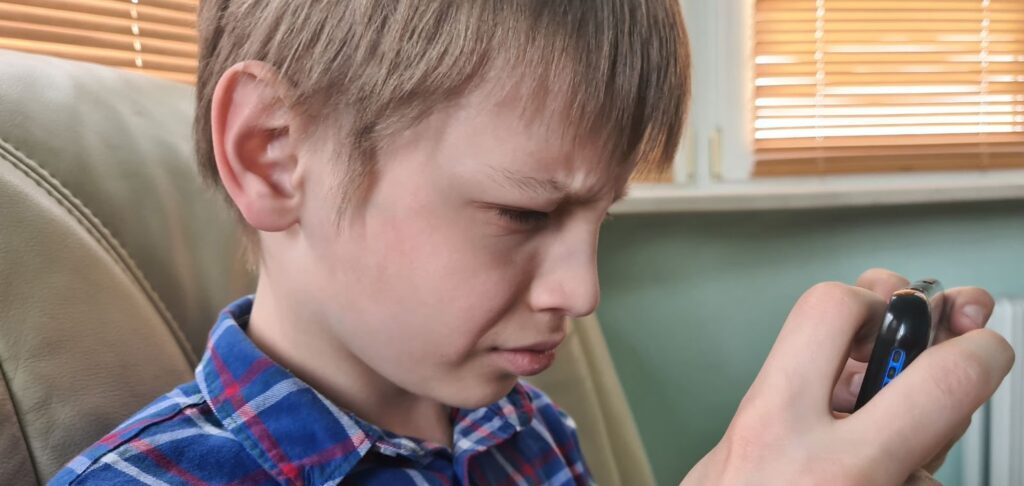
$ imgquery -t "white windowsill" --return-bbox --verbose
[612,169,1024,214]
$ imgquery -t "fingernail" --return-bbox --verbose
[850,372,864,394]
[962,305,986,327]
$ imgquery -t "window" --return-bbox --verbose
[753,0,1024,176]
[3,0,1022,186]
[0,0,198,84]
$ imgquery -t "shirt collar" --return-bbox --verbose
[195,295,535,483]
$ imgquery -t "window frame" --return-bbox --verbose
[614,0,1024,214]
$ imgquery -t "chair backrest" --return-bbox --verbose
[0,49,653,485]
[0,49,254,484]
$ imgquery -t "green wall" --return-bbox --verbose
[596,200,1024,485]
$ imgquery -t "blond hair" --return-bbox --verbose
[194,0,690,251]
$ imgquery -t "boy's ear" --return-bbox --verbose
[210,60,303,232]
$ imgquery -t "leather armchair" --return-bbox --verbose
[0,49,654,485]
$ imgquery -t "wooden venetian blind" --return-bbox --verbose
[0,0,198,84]
[753,0,1024,175]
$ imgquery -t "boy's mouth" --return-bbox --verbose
[492,337,563,376]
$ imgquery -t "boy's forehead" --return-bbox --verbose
[298,74,632,204]
[452,79,633,199]
[460,100,626,201]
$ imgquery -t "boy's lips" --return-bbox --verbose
[492,337,564,376]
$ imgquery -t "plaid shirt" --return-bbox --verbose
[51,296,592,485]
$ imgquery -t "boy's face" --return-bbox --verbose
[280,84,628,408]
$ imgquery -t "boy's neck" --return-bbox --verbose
[245,276,454,448]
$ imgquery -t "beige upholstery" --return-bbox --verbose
[0,49,654,485]
[527,317,657,485]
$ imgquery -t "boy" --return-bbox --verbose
[53,0,1013,485]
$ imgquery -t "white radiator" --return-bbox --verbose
[962,297,1024,486]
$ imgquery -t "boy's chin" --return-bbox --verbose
[440,374,520,410]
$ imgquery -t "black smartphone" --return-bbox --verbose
[854,278,945,411]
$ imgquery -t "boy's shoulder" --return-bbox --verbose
[48,382,272,486]
[50,379,587,485]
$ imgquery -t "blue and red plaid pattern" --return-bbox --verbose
[51,295,592,485]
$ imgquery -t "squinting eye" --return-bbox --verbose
[495,207,550,227]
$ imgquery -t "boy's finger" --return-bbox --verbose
[849,328,1014,479]
[760,282,886,414]
[855,268,910,301]
[831,358,867,413]
[936,287,995,342]
[922,418,970,474]
[904,470,941,486]
[848,268,910,360]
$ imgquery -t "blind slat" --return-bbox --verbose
[110,0,197,14]
[765,1,1024,10]
[756,115,1024,129]
[758,21,1022,33]
[0,19,196,58]
[759,141,1024,161]
[756,132,1024,150]
[0,37,197,73]
[3,0,195,28]
[758,10,1024,22]
[757,83,1022,98]
[758,53,1024,64]
[757,103,1024,117]
[759,31,1024,43]
[757,62,1024,75]
[758,74,1023,86]
[756,41,1024,54]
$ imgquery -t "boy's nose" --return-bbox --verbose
[528,241,601,318]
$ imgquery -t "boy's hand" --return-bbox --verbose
[681,269,1015,486]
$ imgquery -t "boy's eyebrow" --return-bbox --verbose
[491,166,569,199]
[489,165,628,202]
